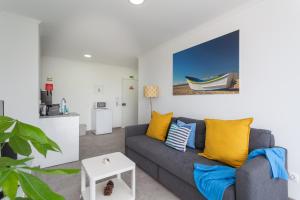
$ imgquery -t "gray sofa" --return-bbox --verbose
[125,117,288,200]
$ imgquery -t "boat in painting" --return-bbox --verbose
[186,73,234,91]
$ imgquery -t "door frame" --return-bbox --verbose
[121,78,139,128]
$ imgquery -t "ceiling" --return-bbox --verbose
[0,0,254,67]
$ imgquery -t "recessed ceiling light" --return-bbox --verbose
[84,54,92,58]
[129,0,144,5]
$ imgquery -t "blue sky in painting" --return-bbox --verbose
[173,30,239,85]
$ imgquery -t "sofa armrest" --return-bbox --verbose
[236,147,288,200]
[125,124,149,139]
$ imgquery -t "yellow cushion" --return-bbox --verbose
[200,118,253,167]
[146,111,173,141]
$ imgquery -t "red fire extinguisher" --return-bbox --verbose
[45,77,54,95]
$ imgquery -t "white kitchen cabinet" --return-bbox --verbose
[33,113,80,168]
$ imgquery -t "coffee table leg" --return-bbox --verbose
[81,167,86,193]
[90,179,96,200]
[132,168,136,199]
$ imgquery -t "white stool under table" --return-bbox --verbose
[81,152,136,200]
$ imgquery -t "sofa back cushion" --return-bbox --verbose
[147,111,173,141]
[249,128,275,151]
[165,123,192,152]
[177,117,206,150]
[200,118,253,167]
[176,117,275,152]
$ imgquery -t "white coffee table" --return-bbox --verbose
[81,152,136,200]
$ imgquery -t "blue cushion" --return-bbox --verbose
[165,123,192,152]
[177,120,196,149]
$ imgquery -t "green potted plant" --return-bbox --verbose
[0,116,80,200]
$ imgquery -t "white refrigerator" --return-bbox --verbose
[94,108,112,135]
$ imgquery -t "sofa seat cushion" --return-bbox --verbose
[126,135,231,188]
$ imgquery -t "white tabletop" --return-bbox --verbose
[82,152,135,181]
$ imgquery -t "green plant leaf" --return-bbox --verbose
[9,121,62,158]
[13,121,56,157]
[17,122,48,144]
[31,141,48,157]
[2,170,18,199]
[0,157,33,167]
[47,137,61,152]
[0,168,12,186]
[0,116,15,132]
[18,171,64,200]
[9,135,32,156]
[0,132,13,143]
[31,138,61,157]
[0,116,77,200]
[22,167,80,175]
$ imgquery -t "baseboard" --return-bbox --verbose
[85,130,94,135]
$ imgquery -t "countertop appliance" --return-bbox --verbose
[96,102,106,108]
[47,104,60,116]
[94,107,112,135]
[40,90,58,116]
[40,104,60,116]
[41,90,52,105]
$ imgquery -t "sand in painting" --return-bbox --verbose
[173,78,239,95]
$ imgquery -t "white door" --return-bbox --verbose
[122,79,138,127]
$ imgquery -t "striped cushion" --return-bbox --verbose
[165,123,192,152]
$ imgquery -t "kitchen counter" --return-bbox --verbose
[34,113,80,168]
[39,112,79,119]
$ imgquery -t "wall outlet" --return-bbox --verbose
[288,172,299,183]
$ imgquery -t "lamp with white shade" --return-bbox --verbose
[144,85,159,113]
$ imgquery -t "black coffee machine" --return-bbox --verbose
[40,91,60,116]
[41,90,52,106]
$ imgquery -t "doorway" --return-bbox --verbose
[122,79,138,127]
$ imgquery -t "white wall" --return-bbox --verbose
[40,56,138,129]
[138,0,300,198]
[0,12,40,125]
